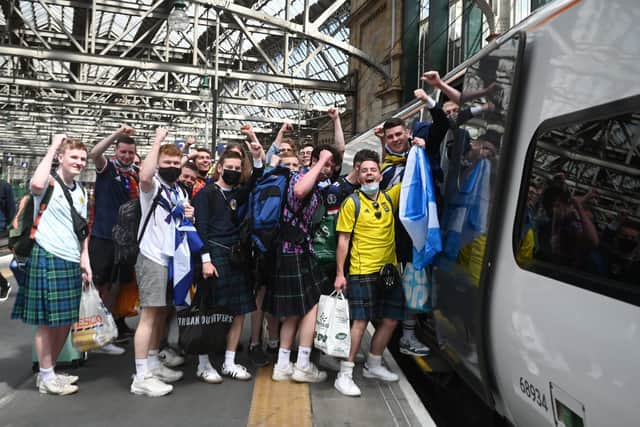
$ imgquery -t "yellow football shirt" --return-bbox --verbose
[336,184,401,275]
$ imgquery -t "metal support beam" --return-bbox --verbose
[0,45,351,92]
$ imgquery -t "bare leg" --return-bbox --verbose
[297,304,318,348]
[227,314,245,352]
[279,316,300,349]
[266,313,280,342]
[250,288,265,346]
[149,306,168,352]
[134,307,162,359]
[370,318,399,356]
[35,326,57,369]
[348,320,368,362]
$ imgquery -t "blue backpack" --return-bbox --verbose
[249,166,293,254]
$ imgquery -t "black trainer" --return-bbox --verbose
[0,281,11,302]
[248,344,270,367]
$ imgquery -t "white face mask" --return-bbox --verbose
[360,182,379,196]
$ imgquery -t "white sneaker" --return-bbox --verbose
[399,335,430,356]
[221,363,252,381]
[272,363,294,382]
[292,362,327,383]
[38,377,78,396]
[130,374,173,397]
[93,343,126,356]
[363,363,399,382]
[196,365,223,384]
[334,372,361,397]
[150,364,183,383]
[159,348,185,368]
[36,372,79,388]
[318,353,341,372]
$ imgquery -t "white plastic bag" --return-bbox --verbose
[72,282,118,351]
[314,291,351,358]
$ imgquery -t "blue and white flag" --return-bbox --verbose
[163,200,204,307]
[399,146,442,270]
[441,159,491,260]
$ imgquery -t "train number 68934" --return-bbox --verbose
[519,377,548,412]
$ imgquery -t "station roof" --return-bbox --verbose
[0,0,381,156]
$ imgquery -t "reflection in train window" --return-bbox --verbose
[516,106,640,301]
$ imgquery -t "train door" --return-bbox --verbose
[431,32,526,406]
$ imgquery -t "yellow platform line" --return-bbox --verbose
[247,367,312,427]
[414,356,432,373]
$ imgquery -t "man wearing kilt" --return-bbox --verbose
[333,157,405,397]
[193,144,265,383]
[11,134,92,396]
[265,145,341,383]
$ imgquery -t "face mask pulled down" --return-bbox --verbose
[360,181,379,196]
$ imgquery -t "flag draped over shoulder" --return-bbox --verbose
[441,159,491,260]
[399,146,442,269]
[159,198,204,306]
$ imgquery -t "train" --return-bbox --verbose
[343,0,640,425]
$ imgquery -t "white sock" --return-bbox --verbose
[198,354,212,369]
[367,353,382,369]
[148,349,160,370]
[295,346,311,370]
[402,319,416,341]
[224,351,236,368]
[276,348,291,370]
[39,366,56,382]
[135,358,148,380]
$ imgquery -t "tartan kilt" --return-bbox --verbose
[264,251,328,317]
[11,243,82,327]
[347,272,405,321]
[205,244,256,315]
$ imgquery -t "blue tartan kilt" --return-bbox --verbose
[347,272,405,321]
[263,251,328,318]
[11,243,83,327]
[206,244,256,315]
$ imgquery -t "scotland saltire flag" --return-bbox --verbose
[441,159,491,260]
[164,201,204,307]
[399,146,442,270]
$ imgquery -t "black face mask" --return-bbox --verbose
[158,166,181,183]
[222,169,241,186]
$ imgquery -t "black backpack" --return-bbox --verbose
[112,187,162,266]
[8,180,55,259]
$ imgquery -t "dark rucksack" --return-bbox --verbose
[249,166,293,254]
[8,180,55,259]
[112,187,163,266]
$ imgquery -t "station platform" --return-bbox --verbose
[0,255,436,427]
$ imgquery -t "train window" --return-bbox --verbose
[515,97,640,306]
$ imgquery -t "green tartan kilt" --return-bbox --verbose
[11,243,82,326]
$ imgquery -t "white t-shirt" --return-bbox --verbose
[138,176,188,267]
[34,178,88,263]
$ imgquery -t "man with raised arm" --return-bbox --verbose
[130,128,194,397]
[88,125,138,353]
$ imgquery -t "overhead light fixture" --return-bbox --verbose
[168,0,190,33]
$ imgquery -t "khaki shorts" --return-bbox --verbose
[135,254,169,307]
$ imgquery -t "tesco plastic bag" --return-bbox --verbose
[72,282,118,351]
[402,262,431,313]
[314,291,351,358]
